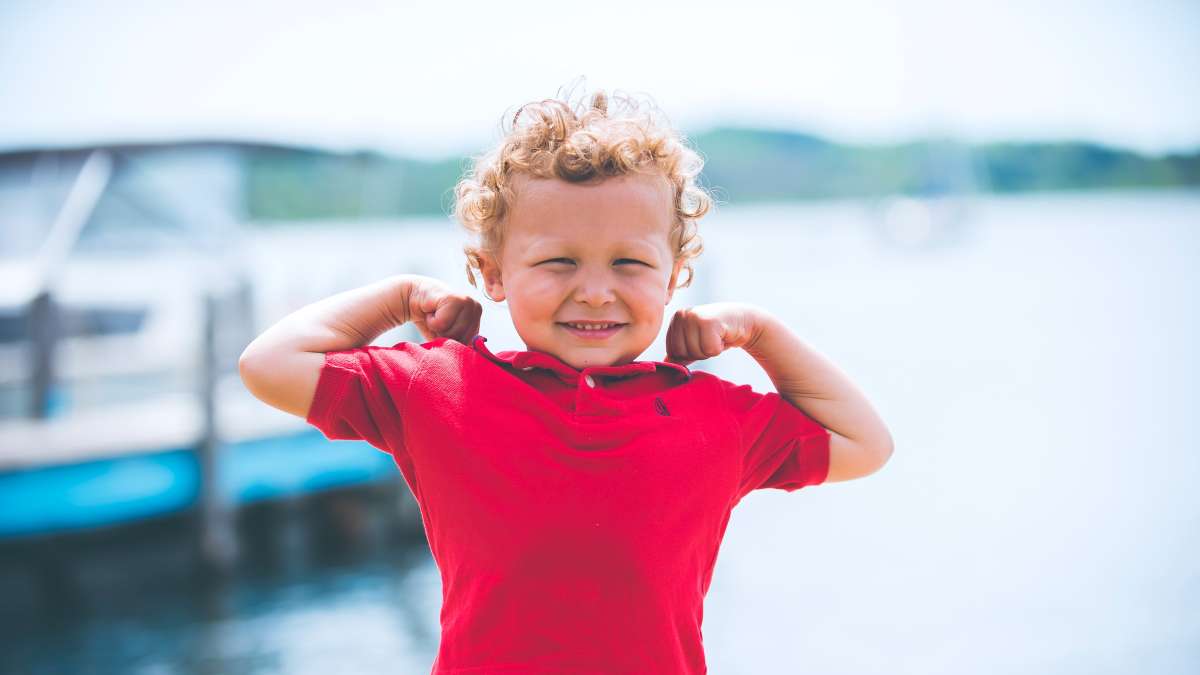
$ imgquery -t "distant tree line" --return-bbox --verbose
[244,128,1200,221]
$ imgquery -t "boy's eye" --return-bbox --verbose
[538,258,649,266]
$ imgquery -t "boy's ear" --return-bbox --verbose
[665,257,686,305]
[478,252,507,303]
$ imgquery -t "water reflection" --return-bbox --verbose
[0,488,442,675]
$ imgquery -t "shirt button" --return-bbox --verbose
[583,374,596,388]
[521,366,534,371]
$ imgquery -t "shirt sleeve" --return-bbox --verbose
[304,340,429,457]
[719,377,831,503]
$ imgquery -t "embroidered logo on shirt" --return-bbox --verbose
[654,397,670,416]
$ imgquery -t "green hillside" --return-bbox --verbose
[245,129,1199,220]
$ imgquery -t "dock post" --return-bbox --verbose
[197,291,237,574]
[28,290,59,419]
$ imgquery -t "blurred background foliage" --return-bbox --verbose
[244,128,1200,220]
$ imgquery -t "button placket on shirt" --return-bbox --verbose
[469,336,694,416]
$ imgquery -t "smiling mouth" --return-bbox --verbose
[557,322,627,338]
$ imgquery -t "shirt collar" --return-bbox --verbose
[469,334,691,382]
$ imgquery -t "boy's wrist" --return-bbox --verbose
[387,274,424,326]
[741,305,777,356]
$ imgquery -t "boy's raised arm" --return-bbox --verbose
[237,274,481,419]
[665,302,894,483]
[741,309,894,483]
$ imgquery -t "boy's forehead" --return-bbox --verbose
[504,173,674,245]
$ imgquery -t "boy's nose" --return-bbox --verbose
[572,271,616,306]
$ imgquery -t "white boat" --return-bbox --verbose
[0,143,418,543]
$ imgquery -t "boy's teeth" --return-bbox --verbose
[568,323,616,331]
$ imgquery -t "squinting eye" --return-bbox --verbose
[541,258,574,265]
[616,259,649,266]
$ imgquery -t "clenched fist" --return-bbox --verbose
[406,277,483,344]
[664,302,764,366]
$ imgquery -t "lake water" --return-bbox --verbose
[3,189,1198,674]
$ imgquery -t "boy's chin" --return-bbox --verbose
[557,351,612,370]
[518,329,651,369]
[559,347,642,370]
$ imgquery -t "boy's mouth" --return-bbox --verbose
[557,322,627,339]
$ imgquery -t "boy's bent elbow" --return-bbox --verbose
[824,430,894,483]
[237,343,272,393]
[237,347,324,420]
[237,348,274,405]
[862,430,895,476]
[874,430,895,467]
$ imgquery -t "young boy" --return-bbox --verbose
[239,89,893,674]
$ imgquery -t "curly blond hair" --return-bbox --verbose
[453,85,713,298]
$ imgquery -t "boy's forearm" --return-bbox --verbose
[243,274,419,358]
[744,309,892,451]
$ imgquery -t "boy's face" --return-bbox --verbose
[478,172,686,370]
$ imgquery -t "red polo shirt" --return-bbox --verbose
[306,334,830,674]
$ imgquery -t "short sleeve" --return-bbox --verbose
[304,340,429,457]
[719,378,831,503]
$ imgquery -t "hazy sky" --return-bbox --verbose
[1,0,1197,158]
